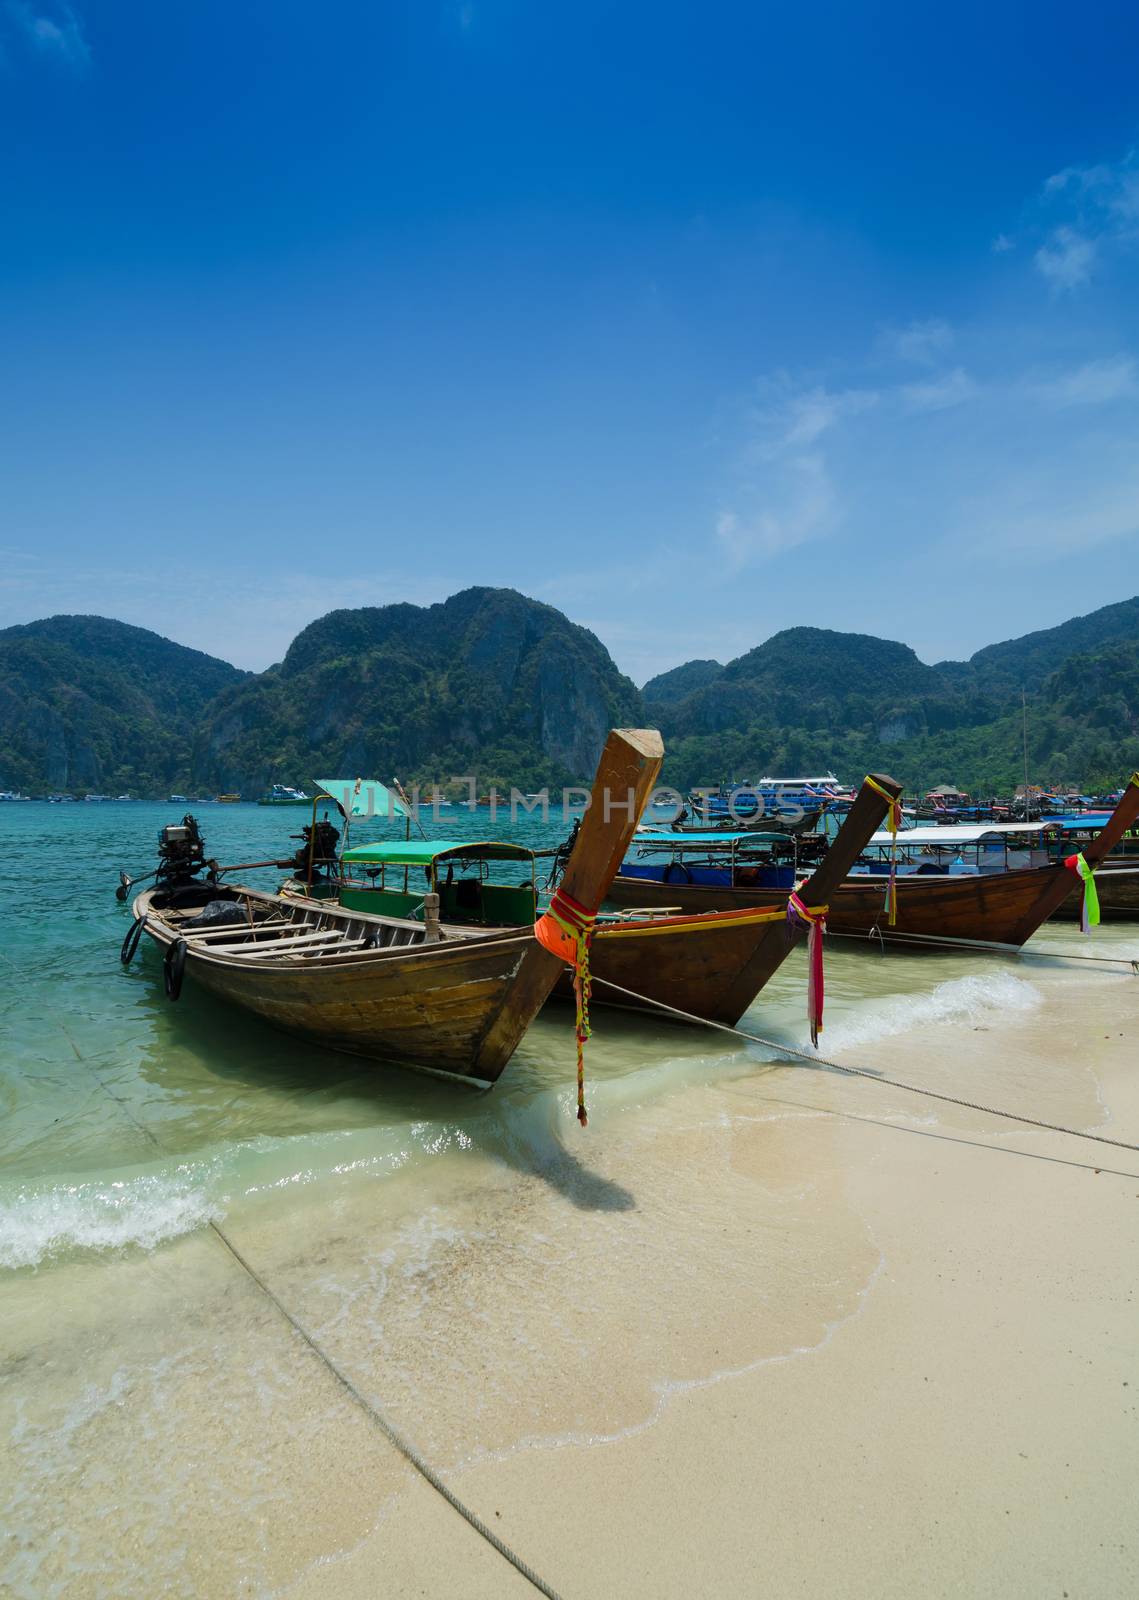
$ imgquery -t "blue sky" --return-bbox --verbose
[2,1,1138,683]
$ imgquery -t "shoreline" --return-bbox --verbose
[4,938,1138,1598]
[279,957,1139,1600]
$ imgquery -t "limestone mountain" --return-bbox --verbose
[191,587,643,793]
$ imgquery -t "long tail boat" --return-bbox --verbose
[574,771,901,1023]
[604,771,1139,951]
[287,774,902,1028]
[1049,862,1139,920]
[124,728,663,1083]
[1047,811,1139,919]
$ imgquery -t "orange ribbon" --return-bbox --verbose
[535,887,599,1126]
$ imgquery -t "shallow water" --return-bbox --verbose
[3,800,1137,1597]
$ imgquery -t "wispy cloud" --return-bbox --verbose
[991,233,1015,254]
[748,376,883,451]
[1027,149,1139,291]
[1034,226,1096,292]
[1027,356,1138,408]
[7,1,90,71]
[714,379,878,568]
[901,366,976,413]
[717,451,838,567]
[1043,154,1139,227]
[884,318,953,365]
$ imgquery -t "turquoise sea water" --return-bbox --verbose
[4,799,1139,1597]
[0,798,588,1265]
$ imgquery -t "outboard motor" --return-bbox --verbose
[288,817,341,880]
[156,814,207,887]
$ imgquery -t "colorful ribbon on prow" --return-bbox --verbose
[1063,852,1100,936]
[786,892,828,1047]
[865,777,904,926]
[535,887,599,1125]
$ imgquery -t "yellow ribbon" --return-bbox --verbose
[864,776,902,926]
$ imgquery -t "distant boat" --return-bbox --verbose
[115,794,133,801]
[693,774,849,824]
[169,794,188,803]
[216,793,241,803]
[607,777,1139,948]
[257,784,311,807]
[84,794,107,803]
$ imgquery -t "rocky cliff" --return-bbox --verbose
[191,587,644,792]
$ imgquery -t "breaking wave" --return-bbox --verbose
[801,971,1042,1053]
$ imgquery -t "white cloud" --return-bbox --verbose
[901,367,977,413]
[1043,155,1139,226]
[750,379,877,452]
[716,451,837,567]
[1034,226,1096,291]
[1027,150,1139,291]
[885,318,953,365]
[1028,356,1138,409]
[714,379,878,570]
[7,2,90,70]
[991,233,1015,254]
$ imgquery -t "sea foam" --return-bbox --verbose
[0,1172,220,1270]
[768,970,1043,1056]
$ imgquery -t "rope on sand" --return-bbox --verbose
[589,975,1139,1155]
[7,943,567,1600]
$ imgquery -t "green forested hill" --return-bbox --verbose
[1,593,1136,798]
[0,616,247,794]
[645,599,1139,794]
[190,587,642,794]
[642,658,724,710]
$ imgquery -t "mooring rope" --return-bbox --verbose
[3,946,566,1600]
[589,975,1139,1154]
[822,924,1139,970]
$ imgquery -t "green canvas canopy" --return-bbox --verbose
[313,778,410,821]
[340,839,535,867]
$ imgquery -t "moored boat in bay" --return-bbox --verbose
[282,773,904,1027]
[123,728,663,1082]
[605,772,1139,949]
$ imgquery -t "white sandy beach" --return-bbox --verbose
[285,955,1139,1600]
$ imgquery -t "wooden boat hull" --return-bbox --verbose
[557,771,904,1024]
[607,866,1094,947]
[607,773,1139,950]
[128,727,665,1084]
[1051,864,1139,920]
[554,907,799,1025]
[134,887,546,1081]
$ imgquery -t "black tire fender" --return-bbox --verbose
[121,916,146,967]
[163,938,187,1001]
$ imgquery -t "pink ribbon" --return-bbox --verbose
[787,891,828,1047]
